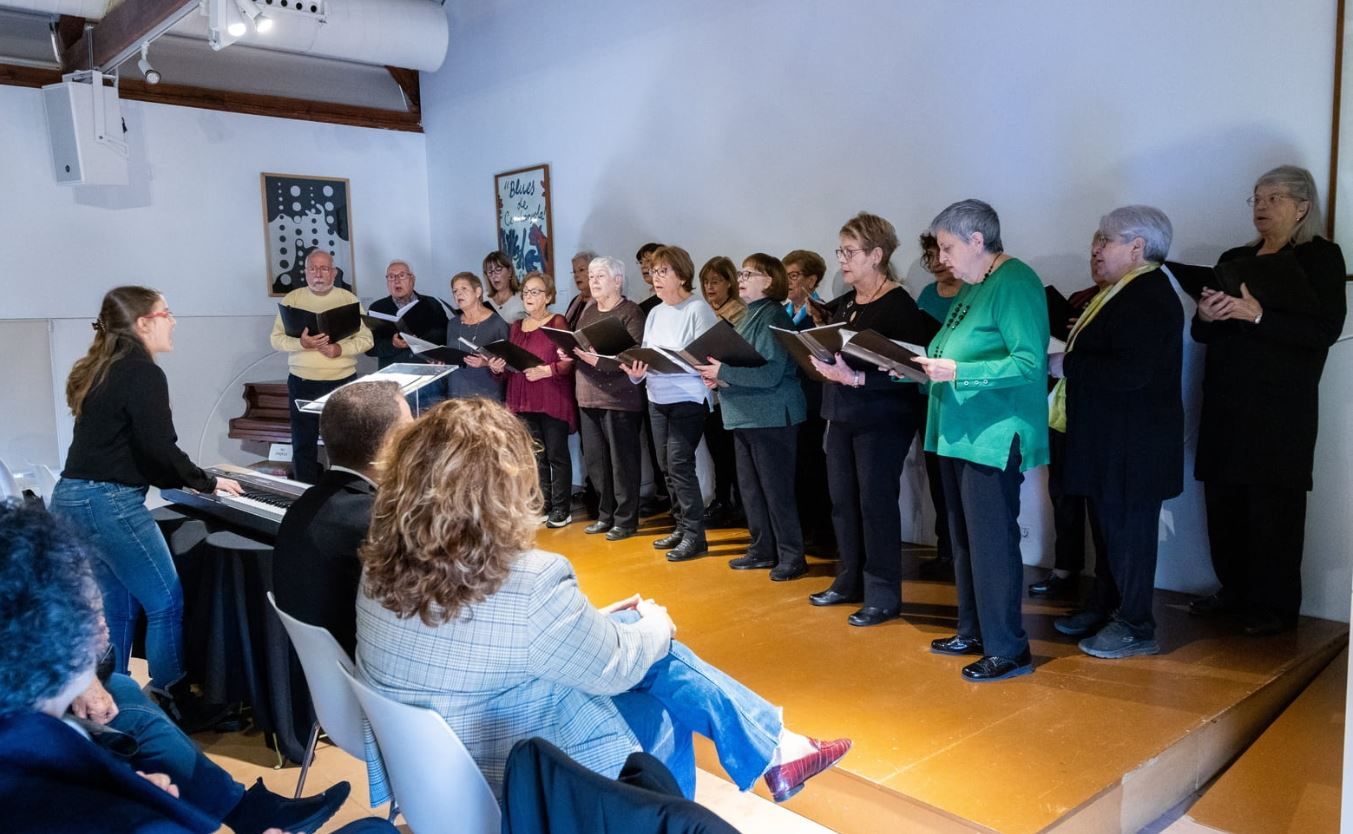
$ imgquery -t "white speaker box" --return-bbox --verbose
[42,72,129,186]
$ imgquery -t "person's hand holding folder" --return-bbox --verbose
[694,357,722,389]
[620,359,649,382]
[1197,283,1263,324]
[810,352,859,386]
[299,327,329,351]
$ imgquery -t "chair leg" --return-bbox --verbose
[294,721,321,798]
[387,801,400,823]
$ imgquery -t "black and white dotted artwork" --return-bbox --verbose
[261,173,355,297]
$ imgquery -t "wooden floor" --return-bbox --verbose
[537,518,1348,834]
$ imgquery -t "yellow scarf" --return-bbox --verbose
[1048,262,1158,432]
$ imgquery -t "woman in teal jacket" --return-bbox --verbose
[696,253,808,581]
[913,199,1049,683]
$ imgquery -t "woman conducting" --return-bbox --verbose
[355,398,850,802]
[51,286,243,730]
[1050,206,1184,658]
[1189,165,1347,636]
[806,212,932,627]
[695,253,808,581]
[913,199,1049,682]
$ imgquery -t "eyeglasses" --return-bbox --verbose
[651,265,673,278]
[142,310,175,321]
[736,270,766,280]
[485,264,508,275]
[521,288,548,297]
[835,246,869,260]
[306,265,333,274]
[1247,193,1302,208]
[386,271,413,281]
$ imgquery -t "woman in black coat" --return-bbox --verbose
[1048,206,1183,658]
[1189,165,1347,636]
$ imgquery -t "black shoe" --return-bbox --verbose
[605,526,637,541]
[930,634,984,656]
[1240,611,1296,637]
[847,606,900,627]
[153,683,234,735]
[1188,591,1233,618]
[770,562,809,582]
[808,588,862,607]
[545,510,573,528]
[222,778,350,834]
[1028,572,1075,598]
[667,536,708,562]
[962,650,1034,682]
[1053,608,1108,638]
[584,520,612,535]
[702,498,729,526]
[653,530,685,550]
[729,554,775,570]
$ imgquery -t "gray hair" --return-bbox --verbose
[572,250,598,265]
[386,260,413,274]
[930,199,1003,254]
[1099,205,1173,262]
[1253,165,1324,245]
[589,255,626,282]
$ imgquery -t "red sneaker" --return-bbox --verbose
[762,737,852,803]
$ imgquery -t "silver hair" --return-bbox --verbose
[572,249,599,265]
[386,259,413,274]
[930,199,1004,253]
[304,248,333,265]
[1099,205,1173,262]
[1253,165,1324,245]
[589,255,626,282]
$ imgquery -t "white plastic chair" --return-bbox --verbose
[33,464,60,508]
[266,592,369,798]
[338,664,501,834]
[0,458,20,500]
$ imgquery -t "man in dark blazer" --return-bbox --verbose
[1050,206,1184,659]
[273,380,412,655]
[366,260,451,368]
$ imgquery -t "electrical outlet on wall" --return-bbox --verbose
[1020,525,1030,539]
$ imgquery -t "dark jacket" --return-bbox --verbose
[1191,237,1347,490]
[0,711,217,833]
[365,293,451,368]
[1061,269,1184,503]
[272,469,375,656]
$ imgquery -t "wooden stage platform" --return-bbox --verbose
[539,519,1348,834]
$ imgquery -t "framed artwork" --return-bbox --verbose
[260,173,356,297]
[494,163,553,277]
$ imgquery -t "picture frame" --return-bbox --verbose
[260,172,357,297]
[494,163,553,278]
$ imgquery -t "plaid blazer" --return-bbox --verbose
[355,549,672,800]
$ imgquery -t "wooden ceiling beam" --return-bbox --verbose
[385,66,421,113]
[0,63,423,133]
[53,15,88,59]
[60,0,197,72]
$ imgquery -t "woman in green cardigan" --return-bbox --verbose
[695,253,808,581]
[913,199,1050,683]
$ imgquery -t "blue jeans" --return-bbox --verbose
[608,611,781,798]
[103,673,244,821]
[51,478,185,691]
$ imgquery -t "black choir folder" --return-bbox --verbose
[402,334,470,366]
[277,302,362,341]
[541,316,638,369]
[772,323,928,383]
[457,336,544,372]
[1166,252,1318,311]
[617,319,768,376]
[771,323,846,382]
[361,300,420,340]
[1044,286,1078,341]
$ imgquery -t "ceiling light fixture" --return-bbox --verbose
[136,41,160,85]
[236,0,274,33]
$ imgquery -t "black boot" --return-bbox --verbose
[222,778,350,834]
[151,680,235,735]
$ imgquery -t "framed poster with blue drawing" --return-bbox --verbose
[495,164,553,278]
[261,172,356,297]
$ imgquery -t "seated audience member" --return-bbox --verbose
[782,249,835,557]
[573,256,648,541]
[444,271,510,401]
[355,399,851,802]
[564,250,597,329]
[699,255,745,527]
[495,271,577,528]
[270,249,374,484]
[1027,234,1112,599]
[695,254,808,581]
[0,502,384,834]
[1049,206,1183,658]
[273,380,413,656]
[366,260,450,369]
[484,250,527,322]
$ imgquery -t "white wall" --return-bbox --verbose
[0,85,426,471]
[419,0,1347,617]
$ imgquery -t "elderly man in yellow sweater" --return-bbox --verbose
[270,249,373,483]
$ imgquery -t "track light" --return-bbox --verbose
[136,41,160,85]
[235,0,273,34]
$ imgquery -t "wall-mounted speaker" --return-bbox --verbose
[42,73,129,186]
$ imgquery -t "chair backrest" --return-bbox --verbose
[338,664,501,834]
[0,459,20,500]
[33,465,60,508]
[265,592,367,759]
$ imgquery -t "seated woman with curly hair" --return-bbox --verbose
[355,398,850,802]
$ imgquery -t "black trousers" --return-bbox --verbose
[579,407,643,530]
[521,412,573,516]
[1204,481,1308,622]
[1047,429,1105,573]
[286,373,353,484]
[649,400,708,539]
[794,413,835,555]
[705,405,740,508]
[733,425,804,569]
[824,417,914,610]
[640,409,669,501]
[1085,499,1163,638]
[939,439,1028,659]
